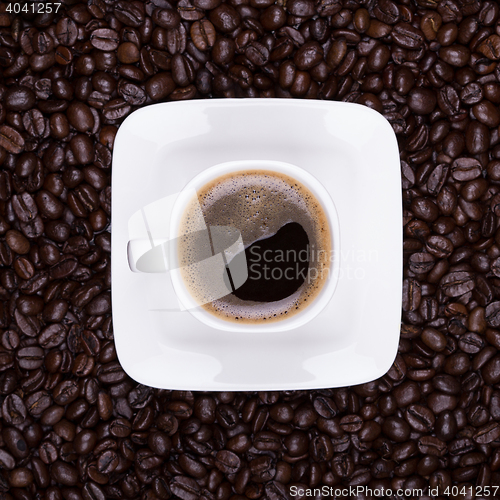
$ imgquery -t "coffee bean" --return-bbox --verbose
[9,467,34,488]
[25,390,52,417]
[69,134,93,165]
[0,125,25,154]
[478,34,500,60]
[426,235,453,258]
[2,394,27,425]
[0,448,15,471]
[434,410,457,442]
[465,121,489,154]
[215,450,241,474]
[82,481,106,500]
[53,380,79,405]
[170,54,194,87]
[17,346,44,370]
[50,461,78,486]
[5,85,36,111]
[287,0,315,17]
[67,101,94,133]
[473,422,500,444]
[382,416,410,442]
[391,23,424,49]
[419,11,441,41]
[340,415,363,432]
[405,404,435,433]
[6,230,30,255]
[97,449,119,473]
[411,197,439,222]
[146,72,176,100]
[439,44,470,67]
[117,42,140,64]
[153,8,181,29]
[190,20,216,52]
[451,157,482,181]
[294,41,322,70]
[418,435,447,456]
[433,374,460,395]
[192,0,220,8]
[55,17,77,45]
[408,89,437,119]
[422,328,446,352]
[209,4,241,33]
[169,476,200,500]
[485,301,500,327]
[90,28,119,51]
[38,324,67,349]
[440,271,475,297]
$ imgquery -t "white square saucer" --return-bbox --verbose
[111,99,402,391]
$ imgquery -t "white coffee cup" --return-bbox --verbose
[168,160,341,333]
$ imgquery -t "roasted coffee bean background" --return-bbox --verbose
[1,0,500,498]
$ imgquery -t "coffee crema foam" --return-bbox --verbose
[178,170,331,324]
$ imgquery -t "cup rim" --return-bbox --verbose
[169,159,341,333]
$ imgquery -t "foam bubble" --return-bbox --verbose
[179,170,332,324]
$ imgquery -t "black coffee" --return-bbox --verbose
[178,170,331,324]
[227,222,309,302]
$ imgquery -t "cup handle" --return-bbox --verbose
[127,239,169,273]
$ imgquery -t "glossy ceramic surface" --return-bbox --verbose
[112,99,402,390]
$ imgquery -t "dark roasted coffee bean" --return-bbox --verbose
[6,230,30,255]
[426,235,453,258]
[418,435,447,456]
[55,18,77,46]
[117,42,140,64]
[433,374,460,395]
[294,41,322,70]
[440,271,475,297]
[190,20,216,52]
[215,450,241,474]
[439,44,470,67]
[2,394,27,425]
[209,4,241,33]
[391,23,424,49]
[407,88,436,115]
[146,73,176,100]
[170,475,200,500]
[17,346,44,369]
[382,416,410,442]
[405,404,435,433]
[23,108,45,138]
[411,197,439,222]
[51,461,78,486]
[452,157,482,181]
[478,34,500,60]
[67,102,94,133]
[90,29,119,51]
[153,8,181,29]
[171,54,195,87]
[420,327,447,352]
[26,390,52,417]
[5,86,36,111]
[12,192,37,223]
[0,125,24,154]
